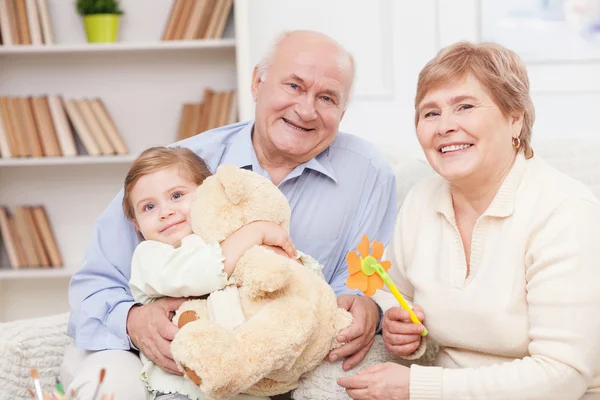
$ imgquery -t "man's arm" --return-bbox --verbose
[67,190,140,351]
[329,164,397,297]
[327,162,398,370]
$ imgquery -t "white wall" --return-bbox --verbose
[235,0,600,150]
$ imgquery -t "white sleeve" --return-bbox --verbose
[129,235,228,303]
[410,199,600,400]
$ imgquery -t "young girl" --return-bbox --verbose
[122,146,317,400]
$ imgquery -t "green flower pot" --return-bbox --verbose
[83,14,120,43]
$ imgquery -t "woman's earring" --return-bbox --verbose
[512,137,521,149]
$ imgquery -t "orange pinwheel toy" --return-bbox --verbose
[346,235,428,336]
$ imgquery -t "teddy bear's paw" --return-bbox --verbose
[177,310,198,328]
[172,298,209,327]
[331,308,354,349]
[237,245,292,298]
[182,364,202,386]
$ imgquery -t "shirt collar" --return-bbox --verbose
[221,122,255,169]
[222,121,338,183]
[435,152,529,220]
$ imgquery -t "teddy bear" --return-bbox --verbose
[169,164,353,400]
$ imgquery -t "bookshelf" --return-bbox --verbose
[0,0,239,322]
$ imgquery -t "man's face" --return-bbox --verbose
[251,36,353,164]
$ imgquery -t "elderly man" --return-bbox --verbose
[62,30,397,399]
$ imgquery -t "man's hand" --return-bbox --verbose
[328,294,380,370]
[337,362,410,400]
[126,297,188,375]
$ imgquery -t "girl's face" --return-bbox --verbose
[130,166,197,246]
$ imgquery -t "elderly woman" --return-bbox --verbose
[338,41,600,399]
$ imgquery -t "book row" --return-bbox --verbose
[162,0,233,41]
[0,0,54,46]
[177,89,237,141]
[0,205,62,269]
[0,95,128,159]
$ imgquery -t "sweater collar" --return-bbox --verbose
[435,152,529,220]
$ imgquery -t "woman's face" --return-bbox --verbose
[416,74,522,185]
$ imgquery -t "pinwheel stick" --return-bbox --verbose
[365,259,428,337]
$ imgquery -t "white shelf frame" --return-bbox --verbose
[0,267,74,280]
[0,39,236,56]
[0,154,138,167]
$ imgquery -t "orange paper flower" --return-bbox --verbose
[346,235,391,296]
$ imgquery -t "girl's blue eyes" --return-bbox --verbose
[142,192,184,212]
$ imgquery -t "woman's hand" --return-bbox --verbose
[382,305,425,357]
[337,362,411,399]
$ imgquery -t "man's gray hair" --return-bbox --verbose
[255,30,356,108]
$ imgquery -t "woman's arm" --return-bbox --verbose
[410,199,600,400]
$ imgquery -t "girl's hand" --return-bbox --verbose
[251,221,296,258]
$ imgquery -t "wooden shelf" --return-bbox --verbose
[0,39,236,56]
[0,267,74,280]
[0,154,138,167]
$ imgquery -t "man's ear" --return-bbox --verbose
[251,65,262,102]
[340,109,346,122]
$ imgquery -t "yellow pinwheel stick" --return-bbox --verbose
[378,268,428,336]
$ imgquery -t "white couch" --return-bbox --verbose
[2,136,599,400]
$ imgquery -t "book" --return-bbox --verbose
[0,105,13,158]
[0,0,15,45]
[90,99,128,155]
[24,0,42,45]
[31,96,62,156]
[18,97,44,157]
[47,95,78,156]
[14,0,31,45]
[63,98,101,156]
[31,205,62,267]
[35,0,52,44]
[0,96,20,156]
[7,97,30,156]
[4,0,21,45]
[0,206,20,268]
[12,206,40,267]
[24,206,49,267]
[77,98,114,155]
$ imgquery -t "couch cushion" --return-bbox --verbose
[532,136,600,200]
[374,143,434,210]
[0,313,72,399]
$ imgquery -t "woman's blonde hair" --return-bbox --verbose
[415,41,535,158]
[122,146,212,221]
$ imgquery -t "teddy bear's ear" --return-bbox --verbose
[215,164,248,205]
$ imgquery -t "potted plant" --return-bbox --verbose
[76,0,124,43]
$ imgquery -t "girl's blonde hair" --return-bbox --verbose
[122,146,211,221]
[415,41,535,158]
